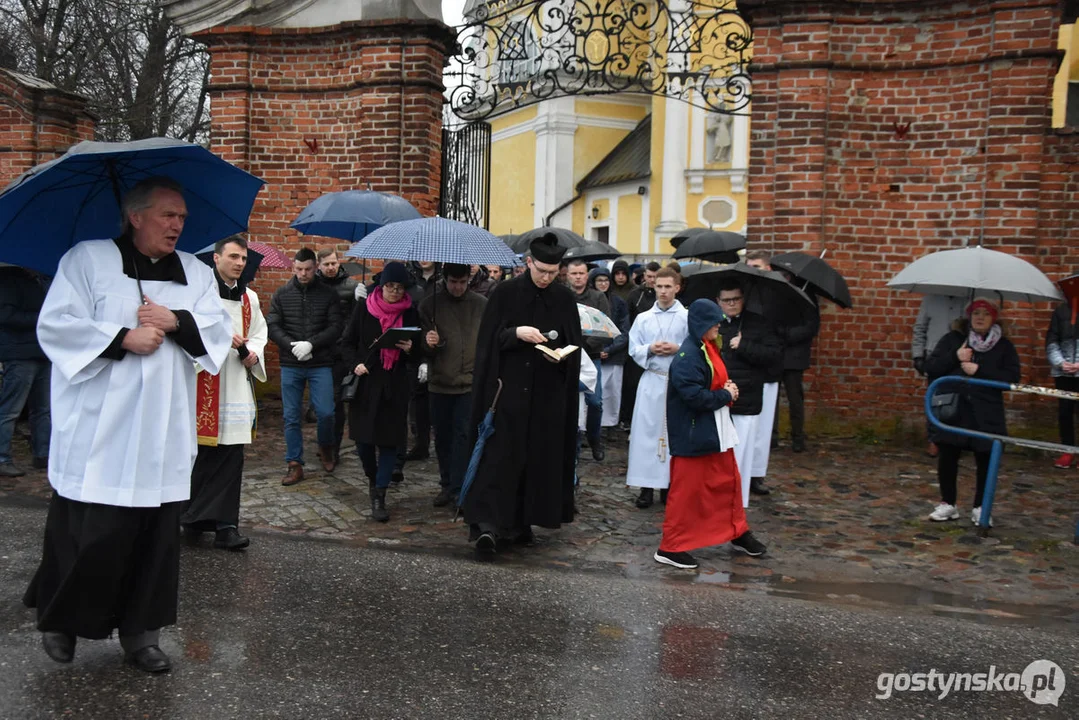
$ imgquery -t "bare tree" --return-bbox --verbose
[0,0,209,143]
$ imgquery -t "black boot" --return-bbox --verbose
[750,477,771,496]
[635,488,654,509]
[371,487,389,523]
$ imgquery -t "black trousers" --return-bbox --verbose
[24,495,181,639]
[936,443,990,507]
[1056,376,1079,447]
[621,359,643,425]
[332,360,350,451]
[772,369,806,443]
[182,443,244,529]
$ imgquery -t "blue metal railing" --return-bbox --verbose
[924,376,1079,541]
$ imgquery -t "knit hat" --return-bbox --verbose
[380,261,410,287]
[966,297,1000,322]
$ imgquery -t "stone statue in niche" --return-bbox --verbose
[706,112,733,164]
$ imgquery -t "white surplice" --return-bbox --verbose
[200,288,268,446]
[732,413,760,508]
[39,240,232,507]
[578,352,598,433]
[599,361,623,427]
[751,381,779,477]
[625,302,688,489]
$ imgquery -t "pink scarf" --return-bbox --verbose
[366,286,412,370]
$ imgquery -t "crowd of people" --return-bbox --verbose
[1,176,1076,672]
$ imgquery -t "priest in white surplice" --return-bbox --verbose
[23,177,232,674]
[626,269,688,508]
[181,235,267,551]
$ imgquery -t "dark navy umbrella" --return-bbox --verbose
[290,190,422,242]
[0,138,264,275]
[508,227,587,254]
[455,380,504,521]
[344,217,520,266]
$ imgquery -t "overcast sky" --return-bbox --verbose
[442,0,466,26]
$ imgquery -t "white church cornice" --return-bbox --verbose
[162,0,443,35]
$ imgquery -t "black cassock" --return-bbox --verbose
[463,272,583,537]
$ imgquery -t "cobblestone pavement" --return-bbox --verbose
[4,398,1078,613]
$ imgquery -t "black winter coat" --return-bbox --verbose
[266,277,343,367]
[925,321,1021,452]
[717,310,783,415]
[781,301,820,371]
[0,267,48,361]
[343,300,420,448]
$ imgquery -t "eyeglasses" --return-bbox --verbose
[532,268,559,278]
[718,296,744,305]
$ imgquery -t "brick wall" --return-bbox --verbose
[195,19,453,372]
[742,0,1075,432]
[0,70,95,186]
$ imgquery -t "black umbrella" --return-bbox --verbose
[563,240,621,262]
[771,252,853,309]
[499,234,520,252]
[195,247,265,286]
[671,230,745,263]
[670,227,709,249]
[509,227,588,254]
[682,262,817,325]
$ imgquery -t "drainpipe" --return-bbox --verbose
[544,191,582,227]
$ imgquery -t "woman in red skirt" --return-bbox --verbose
[654,299,768,569]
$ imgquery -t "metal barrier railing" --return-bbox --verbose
[924,376,1079,541]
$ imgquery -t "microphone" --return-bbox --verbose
[543,330,559,341]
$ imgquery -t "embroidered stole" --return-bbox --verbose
[196,292,251,446]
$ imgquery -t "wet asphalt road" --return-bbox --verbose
[1,497,1076,719]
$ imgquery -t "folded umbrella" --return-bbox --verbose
[682,262,817,325]
[456,380,504,521]
[771,251,853,309]
[578,303,621,339]
[563,240,621,262]
[344,217,520,266]
[290,190,422,242]
[887,246,1062,303]
[508,227,588,254]
[0,137,264,275]
[671,230,745,264]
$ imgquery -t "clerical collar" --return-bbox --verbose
[214,268,245,301]
[114,234,187,285]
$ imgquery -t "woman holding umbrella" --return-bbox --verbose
[924,297,1020,525]
[342,262,420,522]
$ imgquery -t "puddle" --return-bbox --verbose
[632,564,1079,629]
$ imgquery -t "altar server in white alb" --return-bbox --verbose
[626,268,688,508]
[181,235,267,551]
[23,177,232,674]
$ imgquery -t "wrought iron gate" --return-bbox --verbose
[439,121,492,229]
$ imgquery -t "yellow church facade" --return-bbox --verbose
[487,92,750,257]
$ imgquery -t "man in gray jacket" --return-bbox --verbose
[420,264,487,507]
[912,294,968,457]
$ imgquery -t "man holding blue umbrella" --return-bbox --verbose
[22,177,233,673]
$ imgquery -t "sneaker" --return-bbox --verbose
[1054,453,1074,470]
[475,531,497,556]
[928,502,959,522]
[971,506,994,528]
[0,462,26,477]
[654,549,698,569]
[635,488,654,509]
[730,531,767,556]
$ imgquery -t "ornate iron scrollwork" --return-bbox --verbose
[445,0,752,122]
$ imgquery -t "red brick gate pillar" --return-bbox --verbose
[740,0,1067,431]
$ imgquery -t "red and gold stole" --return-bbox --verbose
[196,291,251,446]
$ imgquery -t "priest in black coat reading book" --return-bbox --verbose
[464,232,584,555]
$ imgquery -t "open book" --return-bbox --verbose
[536,344,579,362]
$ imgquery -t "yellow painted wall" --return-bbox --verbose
[648,96,665,253]
[489,132,535,235]
[490,106,537,134]
[591,198,610,220]
[575,99,649,122]
[616,193,643,252]
[1053,23,1077,128]
[573,125,632,185]
[684,176,748,230]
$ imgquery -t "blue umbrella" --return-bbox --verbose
[455,380,505,520]
[344,216,520,266]
[0,138,264,275]
[290,190,422,242]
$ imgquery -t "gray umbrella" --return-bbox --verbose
[887,246,1062,303]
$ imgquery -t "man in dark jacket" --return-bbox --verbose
[621,261,660,429]
[567,259,610,460]
[610,259,635,305]
[716,280,782,504]
[316,248,359,461]
[267,248,343,485]
[777,293,819,453]
[420,263,486,507]
[0,266,50,477]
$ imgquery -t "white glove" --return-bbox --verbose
[417,362,428,384]
[355,283,368,300]
[290,340,313,361]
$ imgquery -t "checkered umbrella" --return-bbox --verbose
[343,217,520,266]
